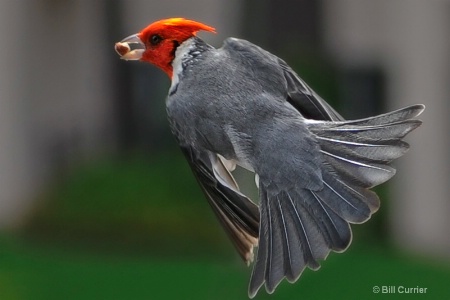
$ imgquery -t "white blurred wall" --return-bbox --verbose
[0,1,37,228]
[0,1,116,228]
[322,0,450,257]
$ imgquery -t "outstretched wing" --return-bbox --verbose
[179,145,260,264]
[223,37,344,122]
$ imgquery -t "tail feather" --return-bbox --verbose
[317,136,410,163]
[341,104,424,126]
[264,191,286,293]
[249,187,353,297]
[313,166,380,223]
[320,148,396,188]
[319,120,421,141]
[308,105,424,188]
[275,194,308,281]
[287,194,329,264]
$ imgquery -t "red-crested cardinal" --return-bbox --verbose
[115,18,424,297]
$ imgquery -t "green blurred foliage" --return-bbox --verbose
[25,153,233,258]
[1,233,450,300]
[287,51,341,110]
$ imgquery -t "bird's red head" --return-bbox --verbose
[115,18,216,77]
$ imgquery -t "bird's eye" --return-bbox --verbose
[150,34,163,46]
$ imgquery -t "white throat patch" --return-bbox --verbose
[169,37,196,94]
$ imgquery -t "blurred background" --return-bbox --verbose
[1,0,450,299]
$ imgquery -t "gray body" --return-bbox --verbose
[168,38,321,188]
[166,36,424,297]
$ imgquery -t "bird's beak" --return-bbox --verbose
[115,34,145,61]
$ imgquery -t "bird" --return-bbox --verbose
[115,18,424,297]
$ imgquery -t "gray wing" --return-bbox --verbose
[179,145,259,264]
[223,38,344,122]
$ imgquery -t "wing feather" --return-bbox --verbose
[180,146,260,264]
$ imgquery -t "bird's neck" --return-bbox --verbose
[170,37,212,92]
